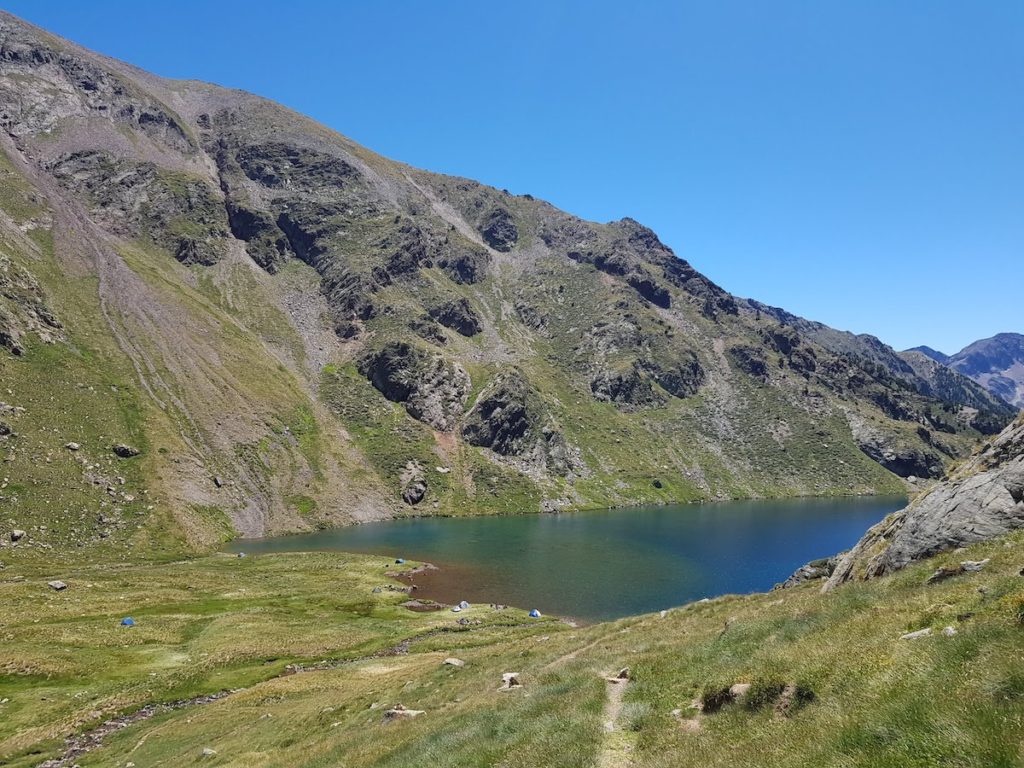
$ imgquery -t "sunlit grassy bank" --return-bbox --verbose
[3,530,1024,767]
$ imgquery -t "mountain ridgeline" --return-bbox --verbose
[907,334,1024,409]
[0,12,1015,555]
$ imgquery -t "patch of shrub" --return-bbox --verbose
[776,681,816,717]
[700,684,734,714]
[745,677,787,711]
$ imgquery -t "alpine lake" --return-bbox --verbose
[227,496,904,623]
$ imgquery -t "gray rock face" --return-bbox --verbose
[775,552,846,589]
[428,298,481,337]
[462,370,574,475]
[479,207,518,251]
[50,152,228,265]
[854,437,944,479]
[826,417,1024,590]
[358,342,470,432]
[0,252,63,355]
[0,17,192,150]
[590,362,663,410]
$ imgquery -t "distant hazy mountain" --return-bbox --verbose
[904,335,1024,409]
[949,334,1024,408]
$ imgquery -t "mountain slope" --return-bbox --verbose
[949,333,1024,408]
[0,12,1015,553]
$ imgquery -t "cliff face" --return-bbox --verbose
[825,415,1024,589]
[0,11,1014,553]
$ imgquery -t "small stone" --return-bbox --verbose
[942,625,958,636]
[112,443,140,458]
[47,580,67,591]
[65,442,81,451]
[201,747,217,757]
[498,672,522,691]
[926,564,965,584]
[960,559,990,572]
[900,628,932,640]
[606,667,630,683]
[443,658,465,667]
[10,529,25,542]
[383,703,424,722]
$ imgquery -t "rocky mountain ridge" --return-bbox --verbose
[0,11,1015,554]
[904,333,1024,409]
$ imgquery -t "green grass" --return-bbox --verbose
[4,528,1024,766]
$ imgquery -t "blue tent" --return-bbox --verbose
[395,558,406,564]
[529,609,542,618]
[120,617,136,627]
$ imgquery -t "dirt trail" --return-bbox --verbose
[597,671,636,768]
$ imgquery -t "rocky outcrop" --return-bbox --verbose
[429,298,482,337]
[775,552,846,589]
[479,207,518,251]
[0,17,192,151]
[436,240,490,284]
[399,461,427,505]
[50,152,228,265]
[728,345,769,382]
[409,316,447,345]
[854,435,944,479]
[825,416,1024,590]
[462,370,574,475]
[640,357,705,399]
[590,363,664,410]
[1,252,62,355]
[358,342,470,432]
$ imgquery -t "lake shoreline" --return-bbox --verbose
[226,495,906,622]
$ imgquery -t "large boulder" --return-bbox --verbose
[826,416,1024,589]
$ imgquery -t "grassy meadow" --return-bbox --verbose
[3,529,1024,766]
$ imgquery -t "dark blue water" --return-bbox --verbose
[228,496,903,622]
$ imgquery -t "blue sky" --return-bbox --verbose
[7,1,1021,353]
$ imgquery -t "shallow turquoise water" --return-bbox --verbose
[228,496,904,622]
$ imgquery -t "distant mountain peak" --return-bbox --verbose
[907,334,1024,409]
[905,346,950,365]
